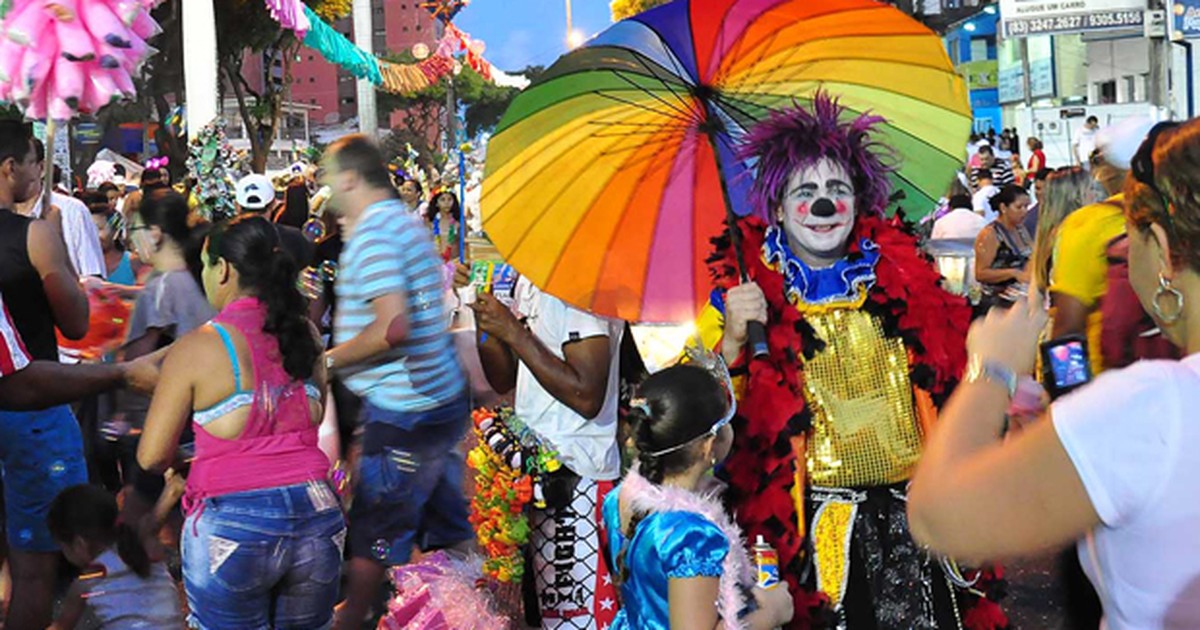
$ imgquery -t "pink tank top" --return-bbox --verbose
[183,298,329,513]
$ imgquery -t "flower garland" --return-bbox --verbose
[709,214,976,628]
[466,407,561,582]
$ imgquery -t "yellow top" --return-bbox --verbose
[1049,195,1126,374]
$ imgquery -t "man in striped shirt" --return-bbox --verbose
[322,136,471,629]
[972,145,1015,187]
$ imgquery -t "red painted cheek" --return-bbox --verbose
[835,200,850,215]
[791,202,809,219]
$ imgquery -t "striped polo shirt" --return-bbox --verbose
[0,292,30,378]
[334,199,465,412]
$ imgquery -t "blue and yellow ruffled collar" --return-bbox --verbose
[761,225,880,311]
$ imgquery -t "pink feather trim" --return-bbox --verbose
[620,466,753,630]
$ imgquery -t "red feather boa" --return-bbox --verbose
[710,215,982,628]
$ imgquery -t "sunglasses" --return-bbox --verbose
[1130,121,1182,221]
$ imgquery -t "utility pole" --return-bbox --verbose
[353,0,378,139]
[183,0,219,135]
[1019,37,1033,107]
[1148,0,1171,114]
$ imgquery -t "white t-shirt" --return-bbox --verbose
[512,276,622,481]
[30,192,106,278]
[932,208,988,241]
[1052,354,1200,629]
[1075,126,1098,165]
[972,185,1000,222]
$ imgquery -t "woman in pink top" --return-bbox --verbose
[138,215,341,629]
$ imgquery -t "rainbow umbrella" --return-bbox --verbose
[482,0,970,324]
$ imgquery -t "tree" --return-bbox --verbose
[214,0,299,173]
[610,0,671,21]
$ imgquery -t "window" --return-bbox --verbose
[969,38,988,62]
[403,26,409,31]
[415,24,422,31]
[341,97,355,105]
[308,55,314,61]
[311,98,317,105]
[309,77,315,83]
[1097,80,1117,104]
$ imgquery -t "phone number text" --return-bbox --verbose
[1004,10,1143,36]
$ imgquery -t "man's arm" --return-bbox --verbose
[472,293,611,419]
[0,350,161,411]
[27,219,88,339]
[325,292,408,369]
[510,331,611,419]
[476,330,519,395]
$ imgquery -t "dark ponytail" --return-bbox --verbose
[616,365,729,583]
[135,188,209,285]
[47,485,153,579]
[989,183,1029,215]
[205,215,318,381]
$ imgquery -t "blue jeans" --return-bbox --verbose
[0,405,87,551]
[348,397,473,565]
[181,482,346,630]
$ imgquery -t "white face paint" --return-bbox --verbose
[777,158,856,265]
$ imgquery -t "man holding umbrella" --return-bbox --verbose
[701,94,1002,628]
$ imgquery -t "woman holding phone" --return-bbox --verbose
[909,120,1200,628]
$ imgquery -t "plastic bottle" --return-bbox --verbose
[753,535,780,590]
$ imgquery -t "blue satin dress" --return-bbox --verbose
[601,487,730,629]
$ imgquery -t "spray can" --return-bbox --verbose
[753,535,780,590]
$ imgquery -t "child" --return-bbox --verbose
[47,470,186,629]
[602,362,794,629]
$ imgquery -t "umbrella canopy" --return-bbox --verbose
[482,0,970,323]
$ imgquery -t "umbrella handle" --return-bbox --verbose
[747,320,769,359]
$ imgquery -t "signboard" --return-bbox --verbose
[75,122,102,145]
[958,60,999,89]
[31,121,70,185]
[1170,0,1200,39]
[1000,0,1147,36]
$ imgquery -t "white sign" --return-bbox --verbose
[1001,0,1147,36]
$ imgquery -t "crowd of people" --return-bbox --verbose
[0,99,1198,630]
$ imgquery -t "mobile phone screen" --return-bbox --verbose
[1046,339,1090,390]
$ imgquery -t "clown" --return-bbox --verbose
[698,94,1006,629]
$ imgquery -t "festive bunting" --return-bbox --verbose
[265,0,310,38]
[266,1,523,95]
[419,0,468,23]
[299,5,381,84]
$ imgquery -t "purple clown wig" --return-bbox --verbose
[741,91,896,220]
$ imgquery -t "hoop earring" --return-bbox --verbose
[1153,273,1184,324]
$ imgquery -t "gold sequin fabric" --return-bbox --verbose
[812,500,856,608]
[803,309,923,488]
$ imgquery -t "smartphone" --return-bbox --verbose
[1040,335,1092,400]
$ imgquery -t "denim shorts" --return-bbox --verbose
[348,397,473,566]
[181,481,346,630]
[0,405,88,552]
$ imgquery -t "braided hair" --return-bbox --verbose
[616,364,728,583]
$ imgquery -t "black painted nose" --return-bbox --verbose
[811,198,836,218]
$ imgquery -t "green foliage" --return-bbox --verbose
[610,0,671,21]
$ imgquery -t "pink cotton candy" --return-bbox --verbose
[0,0,159,120]
[377,552,510,630]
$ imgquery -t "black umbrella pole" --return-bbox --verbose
[706,130,769,360]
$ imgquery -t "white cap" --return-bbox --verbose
[1096,117,1156,170]
[236,173,275,210]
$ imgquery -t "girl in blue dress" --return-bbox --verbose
[602,363,794,629]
